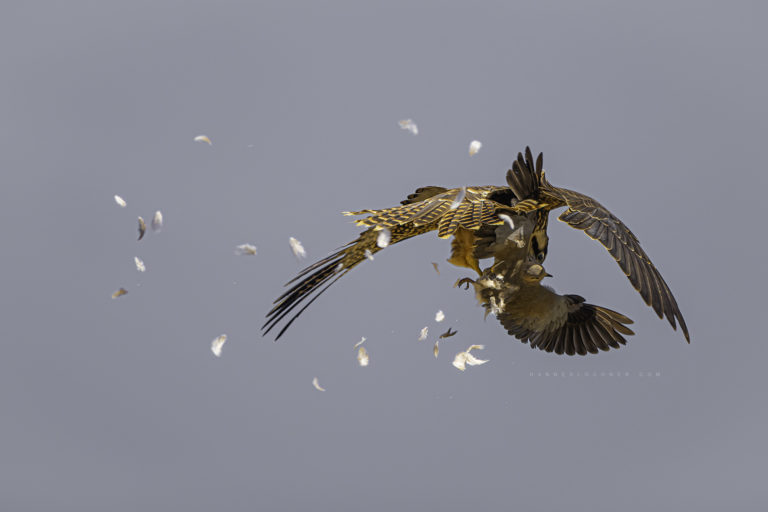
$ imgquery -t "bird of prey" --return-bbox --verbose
[457,258,635,355]
[500,147,690,343]
[263,146,689,348]
[262,155,548,340]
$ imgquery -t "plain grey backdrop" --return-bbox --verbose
[2,1,767,510]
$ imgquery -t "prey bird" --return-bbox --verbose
[458,258,635,355]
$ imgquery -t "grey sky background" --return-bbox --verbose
[2,1,767,510]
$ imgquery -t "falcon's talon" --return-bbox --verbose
[454,277,475,290]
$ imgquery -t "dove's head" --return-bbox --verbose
[523,262,553,283]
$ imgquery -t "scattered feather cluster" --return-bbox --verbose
[418,304,472,365]
[109,195,164,300]
[111,125,503,389]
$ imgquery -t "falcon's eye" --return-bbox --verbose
[536,252,546,263]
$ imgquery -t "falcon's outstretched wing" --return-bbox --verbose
[501,147,689,342]
[538,179,689,342]
[344,185,508,238]
[264,152,553,341]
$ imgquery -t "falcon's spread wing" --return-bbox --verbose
[264,176,541,340]
[538,179,689,342]
[498,292,635,356]
[344,186,509,238]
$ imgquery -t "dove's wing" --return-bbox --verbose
[498,286,635,356]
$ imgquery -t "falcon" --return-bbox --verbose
[262,154,548,340]
[263,146,690,347]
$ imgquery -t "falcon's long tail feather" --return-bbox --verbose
[263,222,435,340]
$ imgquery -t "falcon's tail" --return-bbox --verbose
[262,223,434,340]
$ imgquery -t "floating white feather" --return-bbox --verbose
[235,244,258,256]
[289,237,306,259]
[357,346,370,367]
[211,334,227,357]
[398,119,419,135]
[452,344,489,371]
[151,210,163,231]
